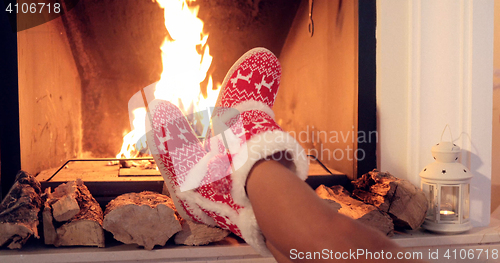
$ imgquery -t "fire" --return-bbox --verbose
[116,0,219,159]
[116,108,148,158]
[154,0,219,133]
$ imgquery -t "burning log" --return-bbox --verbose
[316,185,394,236]
[43,179,105,247]
[103,191,182,250]
[0,171,42,249]
[352,170,428,230]
[174,219,230,246]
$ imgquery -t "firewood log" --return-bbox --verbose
[0,171,42,249]
[174,219,230,246]
[43,179,105,247]
[316,185,394,236]
[103,191,182,250]
[352,169,428,230]
[42,190,57,245]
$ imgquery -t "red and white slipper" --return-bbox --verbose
[204,47,282,152]
[145,100,216,226]
[214,47,281,110]
[147,48,308,256]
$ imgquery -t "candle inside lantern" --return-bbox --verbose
[439,209,457,221]
[440,210,455,216]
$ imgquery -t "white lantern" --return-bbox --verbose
[419,141,472,234]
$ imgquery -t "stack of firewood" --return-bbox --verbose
[0,171,229,250]
[316,169,428,236]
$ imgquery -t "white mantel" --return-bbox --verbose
[376,0,494,227]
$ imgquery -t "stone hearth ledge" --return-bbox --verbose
[392,218,500,248]
[1,209,500,263]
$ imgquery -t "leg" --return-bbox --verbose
[247,160,420,262]
[266,240,293,263]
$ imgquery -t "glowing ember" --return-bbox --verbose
[116,0,220,160]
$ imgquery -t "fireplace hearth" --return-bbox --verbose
[1,0,376,199]
[0,0,378,254]
[1,0,497,260]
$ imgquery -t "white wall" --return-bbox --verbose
[377,0,494,226]
[376,0,410,180]
[492,0,500,212]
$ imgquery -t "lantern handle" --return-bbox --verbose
[440,124,454,142]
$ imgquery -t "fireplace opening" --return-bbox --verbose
[0,0,376,204]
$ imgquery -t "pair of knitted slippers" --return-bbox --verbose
[146,48,308,255]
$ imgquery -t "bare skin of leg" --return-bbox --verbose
[247,160,424,262]
[266,240,293,263]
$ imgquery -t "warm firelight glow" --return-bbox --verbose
[116,0,220,159]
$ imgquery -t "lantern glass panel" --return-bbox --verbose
[422,183,436,219]
[439,185,459,222]
[463,183,470,221]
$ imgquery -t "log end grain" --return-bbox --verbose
[103,191,182,250]
[174,219,230,246]
[55,220,105,247]
[52,195,80,222]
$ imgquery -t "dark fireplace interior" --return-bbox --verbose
[0,0,375,203]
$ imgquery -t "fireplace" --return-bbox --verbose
[1,0,376,199]
[1,0,498,260]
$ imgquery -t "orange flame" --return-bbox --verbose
[116,0,219,159]
[116,108,148,158]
